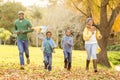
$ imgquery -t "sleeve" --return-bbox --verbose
[41,39,45,51]
[68,37,73,47]
[24,20,33,33]
[83,28,92,41]
[51,39,56,48]
[96,29,102,40]
[14,21,19,34]
[61,37,64,48]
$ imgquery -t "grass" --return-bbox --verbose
[0,45,87,67]
[0,45,120,80]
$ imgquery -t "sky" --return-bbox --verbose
[3,0,50,7]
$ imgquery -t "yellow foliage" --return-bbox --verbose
[112,14,120,32]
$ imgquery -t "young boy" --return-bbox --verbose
[42,31,56,71]
[61,29,73,71]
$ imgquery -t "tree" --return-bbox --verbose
[0,1,26,32]
[0,28,11,45]
[65,0,120,67]
[30,5,42,26]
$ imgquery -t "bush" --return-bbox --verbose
[108,52,120,65]
[107,44,120,51]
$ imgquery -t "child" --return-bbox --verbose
[61,29,73,71]
[42,31,56,71]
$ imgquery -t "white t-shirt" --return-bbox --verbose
[85,31,97,44]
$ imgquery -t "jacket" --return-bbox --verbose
[83,27,102,41]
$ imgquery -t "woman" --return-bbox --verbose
[83,18,102,72]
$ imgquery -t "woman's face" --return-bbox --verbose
[87,20,93,26]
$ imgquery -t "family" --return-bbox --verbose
[14,11,102,72]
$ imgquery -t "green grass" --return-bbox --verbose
[0,45,120,80]
[0,45,86,67]
[0,45,119,68]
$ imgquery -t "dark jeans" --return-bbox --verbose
[17,40,29,65]
[43,52,52,71]
[63,51,72,63]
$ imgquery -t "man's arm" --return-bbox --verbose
[14,22,20,35]
[22,20,34,33]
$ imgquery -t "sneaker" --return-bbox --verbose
[94,70,98,73]
[27,58,30,64]
[20,65,24,70]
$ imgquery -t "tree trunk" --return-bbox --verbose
[97,0,111,67]
[97,37,111,67]
[0,39,1,45]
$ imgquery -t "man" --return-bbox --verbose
[14,11,33,70]
[42,31,56,71]
[61,29,73,71]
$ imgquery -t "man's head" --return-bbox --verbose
[65,29,71,36]
[46,31,52,38]
[18,11,24,20]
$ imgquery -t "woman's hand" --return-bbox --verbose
[89,26,96,34]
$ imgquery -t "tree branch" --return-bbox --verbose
[108,4,120,29]
[108,3,113,11]
[101,0,109,8]
[71,0,88,17]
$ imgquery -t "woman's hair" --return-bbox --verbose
[46,31,52,35]
[86,18,93,23]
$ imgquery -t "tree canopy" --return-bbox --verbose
[0,2,26,32]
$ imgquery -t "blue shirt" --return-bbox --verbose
[42,37,56,53]
[61,36,73,53]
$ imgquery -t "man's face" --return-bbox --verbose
[66,30,71,36]
[47,33,51,38]
[18,13,24,20]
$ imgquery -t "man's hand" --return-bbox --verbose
[20,30,25,34]
[28,28,34,30]
[14,31,20,35]
[16,32,20,35]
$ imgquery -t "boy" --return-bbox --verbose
[42,31,56,71]
[61,29,73,71]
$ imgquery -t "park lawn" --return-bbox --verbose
[0,45,120,80]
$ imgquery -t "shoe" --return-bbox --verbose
[20,65,24,70]
[94,70,98,72]
[67,62,71,71]
[43,61,48,69]
[64,59,67,68]
[93,59,98,73]
[86,60,90,70]
[48,65,52,71]
[27,58,30,64]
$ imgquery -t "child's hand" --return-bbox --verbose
[66,41,69,44]
[53,49,55,53]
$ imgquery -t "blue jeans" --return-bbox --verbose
[43,52,52,71]
[17,40,29,65]
[63,51,72,63]
[85,43,98,60]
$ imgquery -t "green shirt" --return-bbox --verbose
[14,18,33,40]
